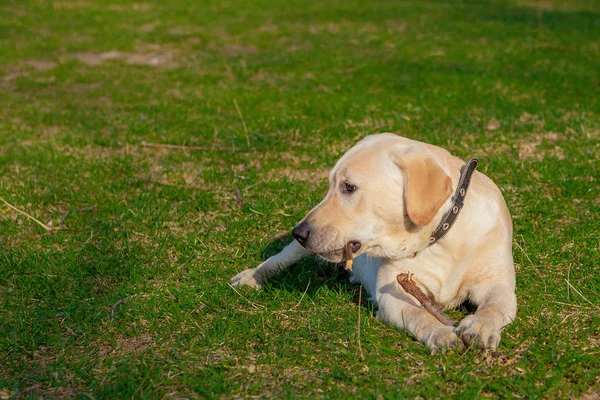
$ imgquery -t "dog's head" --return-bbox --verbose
[292,133,452,262]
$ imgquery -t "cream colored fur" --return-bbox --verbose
[231,133,516,353]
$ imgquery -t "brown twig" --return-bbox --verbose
[50,210,71,235]
[57,210,70,227]
[233,99,250,146]
[233,186,243,208]
[396,273,457,327]
[228,283,266,310]
[357,285,365,360]
[0,196,60,232]
[344,242,354,271]
[110,299,126,325]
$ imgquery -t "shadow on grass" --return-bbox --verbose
[422,0,598,31]
[254,233,484,316]
[256,233,362,302]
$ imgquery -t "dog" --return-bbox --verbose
[231,133,516,353]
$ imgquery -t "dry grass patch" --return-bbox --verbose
[99,333,154,359]
[73,50,180,68]
[108,3,151,11]
[53,1,90,9]
[207,43,259,56]
[345,117,398,131]
[265,167,329,184]
[309,22,342,34]
[257,24,278,32]
[23,59,57,71]
[2,60,57,87]
[518,132,564,160]
[1,0,598,398]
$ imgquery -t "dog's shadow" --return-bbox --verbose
[259,233,363,304]
[257,234,479,316]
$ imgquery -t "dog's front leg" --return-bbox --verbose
[230,239,310,288]
[376,282,463,354]
[456,284,517,350]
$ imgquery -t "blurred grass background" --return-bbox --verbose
[0,0,598,398]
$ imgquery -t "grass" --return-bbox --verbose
[0,0,599,398]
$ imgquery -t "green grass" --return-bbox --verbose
[1,0,599,398]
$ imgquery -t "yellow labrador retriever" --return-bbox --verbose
[231,133,516,353]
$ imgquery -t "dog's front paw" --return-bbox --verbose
[456,315,501,350]
[425,325,464,354]
[230,268,264,289]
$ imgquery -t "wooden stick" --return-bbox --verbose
[344,242,354,271]
[396,273,457,327]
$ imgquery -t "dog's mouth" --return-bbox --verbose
[315,241,362,263]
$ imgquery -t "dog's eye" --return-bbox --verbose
[341,182,357,194]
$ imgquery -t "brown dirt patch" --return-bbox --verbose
[579,382,600,400]
[100,333,153,357]
[109,3,151,11]
[309,22,340,34]
[110,333,152,355]
[168,27,190,35]
[53,1,89,8]
[287,43,313,52]
[72,51,113,66]
[481,130,569,161]
[7,8,27,16]
[315,85,334,93]
[486,118,501,131]
[72,51,179,68]
[517,112,546,127]
[64,82,105,93]
[18,384,79,400]
[2,66,24,83]
[518,132,564,160]
[140,22,157,32]
[62,34,93,42]
[24,59,57,71]
[257,24,279,32]
[207,43,259,56]
[127,52,178,67]
[386,20,406,32]
[2,60,58,86]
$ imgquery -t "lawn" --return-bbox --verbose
[0,0,599,398]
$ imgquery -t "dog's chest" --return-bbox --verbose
[389,249,470,308]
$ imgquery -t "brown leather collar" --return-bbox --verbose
[428,158,479,246]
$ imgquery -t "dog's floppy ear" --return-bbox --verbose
[392,148,452,226]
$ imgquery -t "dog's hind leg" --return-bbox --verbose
[230,239,310,288]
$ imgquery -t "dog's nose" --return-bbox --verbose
[292,222,310,245]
